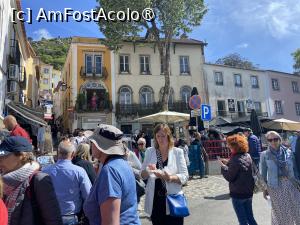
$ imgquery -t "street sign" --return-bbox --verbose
[201,104,211,121]
[191,109,201,117]
[189,95,202,109]
[203,121,210,129]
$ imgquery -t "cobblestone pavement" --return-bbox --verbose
[139,175,271,225]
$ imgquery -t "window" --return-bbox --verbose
[43,78,48,84]
[119,55,129,73]
[217,100,226,116]
[214,72,223,85]
[159,87,174,105]
[292,81,299,93]
[160,57,164,74]
[119,86,132,105]
[43,68,49,74]
[234,74,242,87]
[295,103,300,116]
[179,56,190,74]
[94,55,102,75]
[251,76,259,88]
[181,86,191,104]
[254,102,262,113]
[274,100,283,114]
[140,55,150,74]
[272,79,280,90]
[139,86,153,105]
[85,54,102,76]
[85,54,93,74]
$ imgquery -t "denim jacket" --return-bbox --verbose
[260,145,298,188]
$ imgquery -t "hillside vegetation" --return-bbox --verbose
[30,37,72,70]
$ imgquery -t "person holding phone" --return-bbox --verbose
[219,134,257,225]
[141,123,188,225]
[260,131,300,225]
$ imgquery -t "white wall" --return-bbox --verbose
[203,64,268,118]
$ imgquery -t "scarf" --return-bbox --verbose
[269,145,288,177]
[155,149,166,189]
[2,162,40,223]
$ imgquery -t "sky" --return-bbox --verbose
[21,0,300,73]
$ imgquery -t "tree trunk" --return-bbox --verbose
[159,41,171,112]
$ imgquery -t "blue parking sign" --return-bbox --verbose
[201,104,211,121]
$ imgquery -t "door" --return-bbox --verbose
[237,101,246,117]
[217,100,226,116]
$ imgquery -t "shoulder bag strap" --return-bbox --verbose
[29,172,43,225]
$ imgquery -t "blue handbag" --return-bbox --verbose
[166,194,190,217]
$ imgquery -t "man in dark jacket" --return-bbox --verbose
[243,128,261,168]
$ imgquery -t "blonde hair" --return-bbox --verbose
[75,143,91,161]
[153,123,174,150]
[265,131,282,142]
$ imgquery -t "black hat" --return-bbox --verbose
[0,136,33,157]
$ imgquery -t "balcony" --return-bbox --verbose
[115,101,191,118]
[75,93,112,113]
[216,110,268,119]
[80,66,108,80]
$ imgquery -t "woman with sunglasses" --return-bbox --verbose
[260,131,300,225]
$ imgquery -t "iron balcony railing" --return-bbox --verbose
[216,110,268,119]
[80,66,108,79]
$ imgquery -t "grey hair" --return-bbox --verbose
[137,137,146,144]
[58,141,76,158]
[265,131,282,142]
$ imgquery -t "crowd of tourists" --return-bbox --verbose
[0,114,300,225]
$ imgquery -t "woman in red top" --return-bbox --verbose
[0,176,8,225]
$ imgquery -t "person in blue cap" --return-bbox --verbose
[0,136,63,225]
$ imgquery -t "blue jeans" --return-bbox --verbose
[188,144,205,177]
[231,198,258,225]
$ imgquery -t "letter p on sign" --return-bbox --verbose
[201,104,211,121]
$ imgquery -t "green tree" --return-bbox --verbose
[292,49,300,73]
[215,53,258,70]
[96,0,207,111]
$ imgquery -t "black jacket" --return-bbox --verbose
[10,172,63,225]
[221,153,254,199]
[72,157,97,184]
[295,136,300,177]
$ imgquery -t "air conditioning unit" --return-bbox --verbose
[8,81,18,93]
[8,64,19,80]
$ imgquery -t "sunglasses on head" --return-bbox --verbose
[138,143,144,146]
[267,138,280,143]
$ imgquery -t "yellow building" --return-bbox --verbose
[61,37,113,132]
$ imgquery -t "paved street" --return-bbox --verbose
[140,176,271,225]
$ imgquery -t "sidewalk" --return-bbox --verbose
[140,176,271,225]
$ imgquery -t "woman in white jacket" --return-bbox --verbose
[141,124,189,225]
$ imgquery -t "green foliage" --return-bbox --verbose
[76,93,86,110]
[96,0,207,110]
[292,49,300,73]
[30,37,72,70]
[215,53,259,70]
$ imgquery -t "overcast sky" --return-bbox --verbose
[22,0,300,73]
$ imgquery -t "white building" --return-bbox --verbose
[203,63,268,121]
[114,38,207,134]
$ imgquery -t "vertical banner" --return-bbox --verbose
[246,99,253,113]
[228,99,235,112]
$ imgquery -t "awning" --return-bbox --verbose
[6,102,47,126]
[0,115,4,129]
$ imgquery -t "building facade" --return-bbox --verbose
[203,63,268,121]
[60,37,113,132]
[114,39,207,134]
[265,70,300,121]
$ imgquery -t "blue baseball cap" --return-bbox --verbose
[0,136,33,157]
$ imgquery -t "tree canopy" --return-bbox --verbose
[292,49,300,73]
[215,53,258,70]
[96,0,207,110]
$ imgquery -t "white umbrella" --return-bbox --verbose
[262,118,300,131]
[134,111,190,123]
